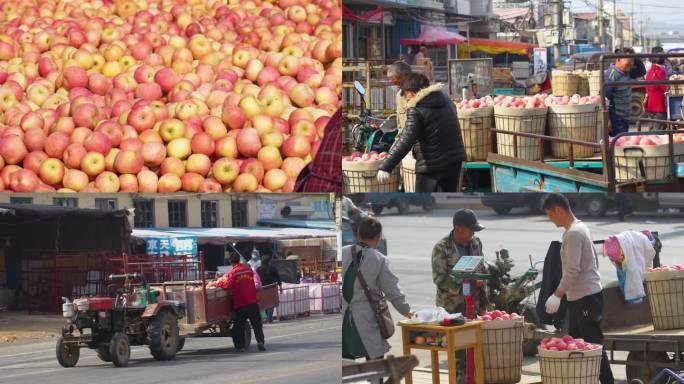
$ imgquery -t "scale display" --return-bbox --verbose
[447,59,493,98]
[452,256,485,273]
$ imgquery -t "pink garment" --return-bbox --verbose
[253,267,262,288]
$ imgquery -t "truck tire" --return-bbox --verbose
[109,332,130,367]
[397,199,409,214]
[584,196,608,217]
[493,206,512,215]
[371,205,383,215]
[56,336,80,367]
[97,345,111,362]
[177,336,186,352]
[147,310,179,361]
[422,197,436,212]
[232,322,252,349]
[626,351,671,383]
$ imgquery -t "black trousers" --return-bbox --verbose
[415,162,462,193]
[234,303,265,349]
[567,292,614,384]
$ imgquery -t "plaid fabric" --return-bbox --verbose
[295,108,342,193]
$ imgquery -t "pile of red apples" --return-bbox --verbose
[0,0,341,192]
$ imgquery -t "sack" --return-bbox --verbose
[352,245,395,339]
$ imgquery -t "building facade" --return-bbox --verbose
[0,193,335,229]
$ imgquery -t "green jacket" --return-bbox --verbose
[432,232,483,313]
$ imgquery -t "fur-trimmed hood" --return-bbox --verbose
[406,83,447,109]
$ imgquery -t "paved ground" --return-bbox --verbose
[0,314,341,384]
[376,206,684,383]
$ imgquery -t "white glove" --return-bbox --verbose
[377,170,390,183]
[545,294,561,314]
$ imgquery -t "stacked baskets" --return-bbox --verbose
[547,104,600,158]
[481,318,524,383]
[644,269,684,330]
[576,72,590,96]
[551,71,580,96]
[494,106,548,161]
[588,71,602,96]
[342,160,400,193]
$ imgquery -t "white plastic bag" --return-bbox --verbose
[415,307,452,323]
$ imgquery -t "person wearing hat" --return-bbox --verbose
[431,209,485,384]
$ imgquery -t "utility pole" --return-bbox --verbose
[611,0,618,50]
[597,0,605,49]
[640,6,644,49]
[631,0,635,47]
[551,0,563,66]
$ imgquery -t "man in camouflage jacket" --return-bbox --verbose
[432,209,485,384]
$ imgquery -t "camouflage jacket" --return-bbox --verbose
[432,232,483,313]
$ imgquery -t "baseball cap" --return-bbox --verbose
[452,209,484,232]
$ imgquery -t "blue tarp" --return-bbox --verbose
[256,219,336,231]
[132,226,336,246]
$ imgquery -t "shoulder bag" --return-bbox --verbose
[352,245,395,339]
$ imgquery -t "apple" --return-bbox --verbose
[137,169,159,193]
[233,173,259,192]
[256,67,281,87]
[181,172,204,192]
[315,86,339,105]
[23,128,47,151]
[26,83,51,106]
[119,173,139,192]
[277,55,300,77]
[161,157,186,178]
[63,66,88,89]
[262,131,284,148]
[290,83,315,107]
[215,135,238,158]
[240,158,266,183]
[190,132,216,156]
[83,131,112,155]
[282,135,311,158]
[222,104,247,130]
[159,118,186,142]
[0,135,28,165]
[72,103,99,128]
[104,148,121,172]
[158,173,182,192]
[167,137,192,160]
[23,151,49,174]
[141,142,166,167]
[88,73,111,96]
[136,83,163,101]
[291,119,317,141]
[282,157,306,179]
[81,152,106,178]
[238,95,263,119]
[186,153,212,176]
[114,149,144,174]
[236,128,262,158]
[258,146,283,171]
[62,143,88,169]
[200,177,223,192]
[43,132,72,159]
[128,105,156,132]
[264,168,288,191]
[212,157,240,185]
[10,169,39,192]
[155,68,181,93]
[89,170,118,192]
[62,169,89,191]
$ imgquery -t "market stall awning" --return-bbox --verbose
[257,219,336,231]
[460,38,537,57]
[342,4,383,23]
[400,26,466,46]
[131,226,337,246]
[493,8,531,23]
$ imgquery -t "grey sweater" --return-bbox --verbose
[558,220,603,302]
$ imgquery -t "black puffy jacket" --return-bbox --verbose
[379,83,466,174]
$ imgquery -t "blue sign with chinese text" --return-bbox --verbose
[145,236,197,257]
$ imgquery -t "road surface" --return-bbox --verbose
[0,314,341,384]
[377,207,684,382]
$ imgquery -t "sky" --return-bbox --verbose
[570,0,684,33]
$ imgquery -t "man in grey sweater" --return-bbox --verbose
[543,194,614,384]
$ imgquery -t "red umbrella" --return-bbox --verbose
[400,26,466,46]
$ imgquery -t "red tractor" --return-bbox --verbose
[56,273,184,367]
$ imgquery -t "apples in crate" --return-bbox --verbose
[540,336,601,352]
[477,310,523,321]
[647,265,684,272]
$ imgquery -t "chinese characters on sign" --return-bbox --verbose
[146,236,198,257]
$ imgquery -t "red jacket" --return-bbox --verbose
[214,264,258,309]
[645,64,666,113]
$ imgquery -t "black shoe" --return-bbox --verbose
[258,343,266,351]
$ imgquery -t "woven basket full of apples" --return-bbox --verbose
[551,71,580,97]
[476,310,524,383]
[644,265,684,330]
[492,95,548,161]
[546,95,601,159]
[342,151,399,193]
[454,97,494,162]
[538,336,603,384]
[613,134,684,181]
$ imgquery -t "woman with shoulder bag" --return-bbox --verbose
[342,216,414,368]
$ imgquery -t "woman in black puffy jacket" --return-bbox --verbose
[377,73,466,192]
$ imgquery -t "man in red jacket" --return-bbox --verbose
[209,253,266,352]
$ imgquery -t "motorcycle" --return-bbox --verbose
[351,80,398,154]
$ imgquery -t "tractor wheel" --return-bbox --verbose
[493,206,513,215]
[371,204,383,216]
[231,322,252,350]
[177,337,186,352]
[56,336,80,367]
[584,196,608,217]
[109,332,130,367]
[148,310,179,361]
[422,197,436,212]
[96,345,111,362]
